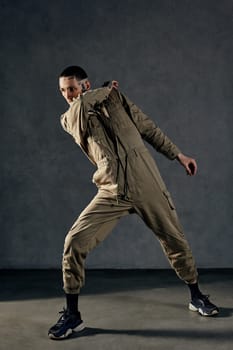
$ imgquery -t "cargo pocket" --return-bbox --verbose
[163,190,176,210]
[88,115,104,140]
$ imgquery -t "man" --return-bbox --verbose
[48,65,219,340]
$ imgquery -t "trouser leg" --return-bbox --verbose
[62,191,132,294]
[135,188,198,284]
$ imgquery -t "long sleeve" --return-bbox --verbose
[60,87,111,134]
[121,94,181,160]
[60,88,112,165]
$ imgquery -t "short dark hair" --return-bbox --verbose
[59,66,88,81]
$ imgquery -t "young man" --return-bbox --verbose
[48,66,219,340]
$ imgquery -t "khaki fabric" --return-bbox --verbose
[61,87,198,294]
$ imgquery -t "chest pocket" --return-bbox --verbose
[88,114,106,142]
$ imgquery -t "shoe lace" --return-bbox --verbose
[201,294,210,300]
[56,308,68,326]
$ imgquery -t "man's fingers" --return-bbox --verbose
[177,153,197,176]
[186,165,192,176]
[187,162,197,176]
[111,80,119,89]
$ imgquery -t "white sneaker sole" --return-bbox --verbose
[189,303,219,316]
[49,322,85,340]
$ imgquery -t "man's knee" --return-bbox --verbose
[64,229,93,255]
[64,231,81,254]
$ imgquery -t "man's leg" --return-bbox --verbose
[134,186,219,316]
[48,191,133,339]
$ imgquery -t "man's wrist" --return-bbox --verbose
[176,153,184,162]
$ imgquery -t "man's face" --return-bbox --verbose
[59,76,86,104]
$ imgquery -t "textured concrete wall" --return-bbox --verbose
[1,0,233,268]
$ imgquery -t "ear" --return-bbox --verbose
[85,80,91,90]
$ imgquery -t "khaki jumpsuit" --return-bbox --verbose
[60,87,198,294]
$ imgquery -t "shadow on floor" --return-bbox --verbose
[66,326,233,341]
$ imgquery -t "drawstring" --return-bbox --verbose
[115,136,129,200]
[123,154,129,198]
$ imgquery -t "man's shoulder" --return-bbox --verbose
[60,87,122,121]
[82,87,112,106]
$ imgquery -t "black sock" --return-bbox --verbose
[188,282,202,300]
[66,293,79,314]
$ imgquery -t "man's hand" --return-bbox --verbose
[102,80,119,89]
[110,80,119,89]
[176,153,197,176]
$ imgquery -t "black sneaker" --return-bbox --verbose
[189,294,219,316]
[48,309,84,339]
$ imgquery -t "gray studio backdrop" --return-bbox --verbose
[1,0,233,269]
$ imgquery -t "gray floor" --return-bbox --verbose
[0,269,232,350]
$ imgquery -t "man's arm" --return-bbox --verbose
[121,94,197,176]
[121,94,180,159]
